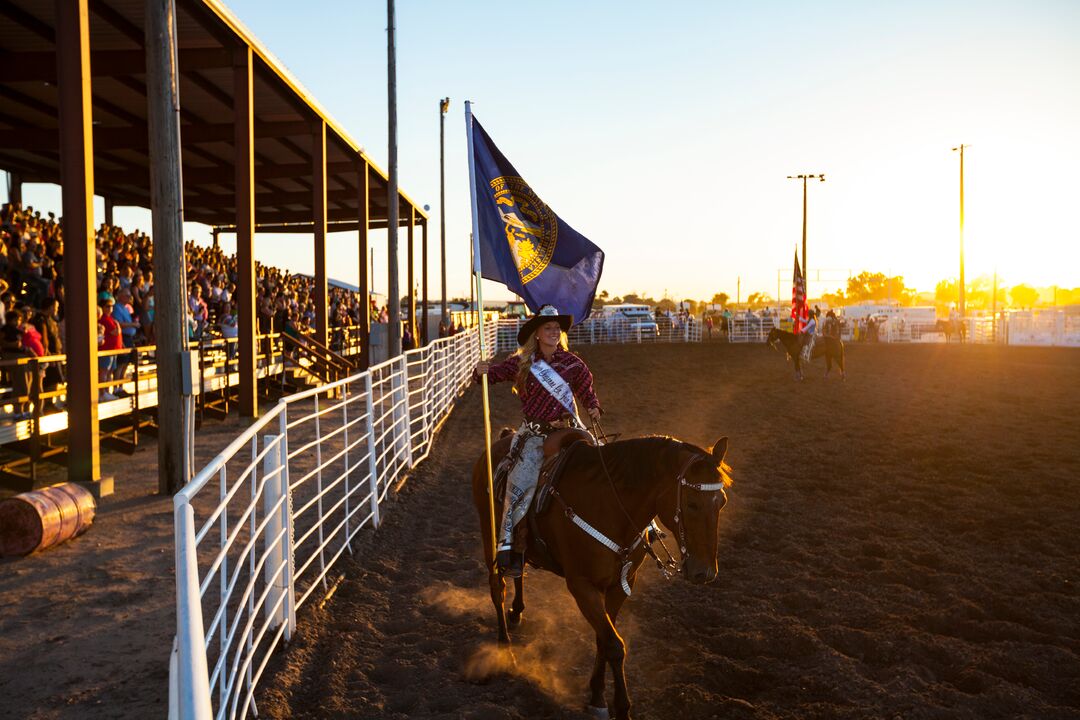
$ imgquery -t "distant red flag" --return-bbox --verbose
[791,251,808,333]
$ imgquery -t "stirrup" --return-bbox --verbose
[496,549,523,578]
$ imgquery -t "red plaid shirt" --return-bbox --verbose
[477,348,600,422]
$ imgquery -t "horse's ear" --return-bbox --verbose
[711,437,729,464]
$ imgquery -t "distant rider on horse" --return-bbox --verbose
[799,308,818,361]
[473,304,603,578]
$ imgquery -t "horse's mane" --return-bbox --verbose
[593,435,732,489]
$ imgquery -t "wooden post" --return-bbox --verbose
[313,120,328,349]
[357,158,370,370]
[146,0,189,494]
[407,205,415,346]
[103,196,114,226]
[56,0,106,494]
[421,218,428,346]
[234,46,257,418]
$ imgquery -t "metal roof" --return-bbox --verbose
[0,0,426,229]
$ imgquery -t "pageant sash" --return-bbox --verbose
[530,359,580,423]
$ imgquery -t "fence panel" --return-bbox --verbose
[172,326,492,720]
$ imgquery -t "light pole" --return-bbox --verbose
[952,144,968,317]
[786,174,825,287]
[439,97,449,333]
[386,0,401,356]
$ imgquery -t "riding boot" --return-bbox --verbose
[496,549,524,578]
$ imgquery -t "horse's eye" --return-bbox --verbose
[687,500,700,512]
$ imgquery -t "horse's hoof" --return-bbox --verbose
[507,611,523,627]
[586,705,610,719]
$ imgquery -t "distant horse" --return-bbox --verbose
[472,433,732,720]
[767,327,846,380]
[935,319,966,344]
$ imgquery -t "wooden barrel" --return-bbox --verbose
[0,482,97,556]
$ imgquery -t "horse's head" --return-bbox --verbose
[656,437,732,585]
[766,327,781,350]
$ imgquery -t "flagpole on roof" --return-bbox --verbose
[465,100,498,570]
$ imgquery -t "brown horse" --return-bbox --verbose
[472,433,732,720]
[935,318,967,343]
[767,327,846,380]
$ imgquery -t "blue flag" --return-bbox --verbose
[468,114,604,324]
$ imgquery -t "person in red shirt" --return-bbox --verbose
[98,293,123,401]
[473,304,602,577]
[19,314,45,358]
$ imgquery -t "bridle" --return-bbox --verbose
[669,450,728,569]
[585,436,726,588]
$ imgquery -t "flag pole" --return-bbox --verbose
[465,100,498,570]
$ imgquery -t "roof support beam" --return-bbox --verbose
[0,48,232,82]
[0,120,312,151]
[421,217,428,346]
[357,158,370,369]
[407,205,415,344]
[312,120,328,348]
[234,46,257,418]
[55,0,104,492]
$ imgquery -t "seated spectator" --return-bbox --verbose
[219,301,238,359]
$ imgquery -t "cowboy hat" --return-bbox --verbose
[517,304,572,345]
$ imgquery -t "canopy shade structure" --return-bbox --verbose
[0,0,429,492]
[0,0,428,228]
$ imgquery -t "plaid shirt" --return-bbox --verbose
[476,348,600,422]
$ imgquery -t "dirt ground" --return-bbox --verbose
[1,342,1078,719]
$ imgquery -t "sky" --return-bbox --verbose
[12,0,1080,303]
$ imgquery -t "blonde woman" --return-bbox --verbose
[473,304,602,577]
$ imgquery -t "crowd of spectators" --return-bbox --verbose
[0,202,377,407]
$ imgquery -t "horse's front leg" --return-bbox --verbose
[586,572,637,716]
[567,577,632,720]
[488,569,510,645]
[507,575,525,627]
[587,636,608,717]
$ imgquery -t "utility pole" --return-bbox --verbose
[146,0,191,494]
[386,0,401,356]
[992,269,998,343]
[737,276,740,305]
[787,173,825,283]
[952,144,968,317]
[439,97,450,333]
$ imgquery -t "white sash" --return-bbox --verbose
[530,359,580,424]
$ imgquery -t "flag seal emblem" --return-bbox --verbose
[489,175,558,284]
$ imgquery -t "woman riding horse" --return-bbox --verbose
[473,304,602,578]
[768,326,846,380]
[472,432,732,720]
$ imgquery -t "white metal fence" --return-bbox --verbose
[494,316,703,352]
[169,323,495,720]
[171,303,1078,718]
[720,310,1080,347]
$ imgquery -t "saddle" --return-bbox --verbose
[492,428,595,576]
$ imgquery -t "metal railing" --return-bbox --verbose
[170,323,495,720]
[494,316,703,353]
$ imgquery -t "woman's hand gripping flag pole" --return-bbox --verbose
[466,101,498,571]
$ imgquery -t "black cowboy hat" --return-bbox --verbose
[517,304,572,345]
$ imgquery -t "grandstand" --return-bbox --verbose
[0,0,430,492]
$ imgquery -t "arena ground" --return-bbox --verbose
[0,342,1077,719]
